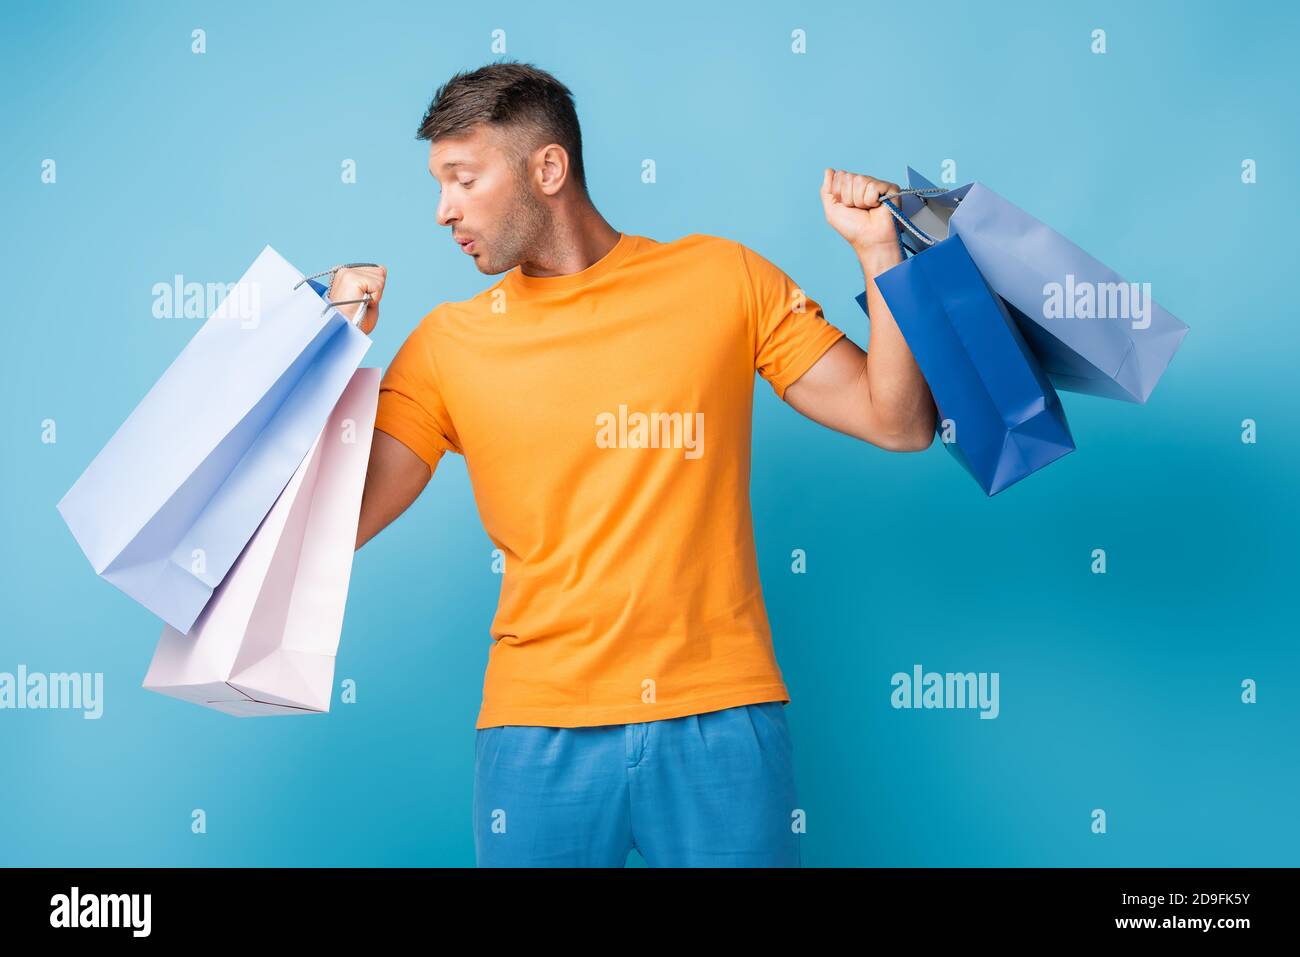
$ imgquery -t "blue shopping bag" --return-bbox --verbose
[857,232,1075,496]
[56,246,372,633]
[897,167,1188,403]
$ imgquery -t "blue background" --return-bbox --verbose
[2,0,1295,867]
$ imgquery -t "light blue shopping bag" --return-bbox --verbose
[57,246,371,633]
[897,167,1188,403]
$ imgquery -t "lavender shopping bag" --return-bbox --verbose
[142,367,379,716]
[56,247,371,634]
[897,167,1188,403]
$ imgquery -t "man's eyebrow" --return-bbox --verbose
[435,160,473,172]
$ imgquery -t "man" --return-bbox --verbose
[332,61,935,867]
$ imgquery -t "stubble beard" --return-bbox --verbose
[483,175,551,275]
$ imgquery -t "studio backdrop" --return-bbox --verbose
[1,0,1295,867]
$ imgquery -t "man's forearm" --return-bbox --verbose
[787,169,936,452]
[856,242,936,447]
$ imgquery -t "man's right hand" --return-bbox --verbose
[329,264,387,335]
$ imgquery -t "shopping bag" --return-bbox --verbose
[857,232,1075,495]
[142,367,379,716]
[896,168,1188,403]
[56,246,371,634]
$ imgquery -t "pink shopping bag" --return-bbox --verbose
[142,367,379,716]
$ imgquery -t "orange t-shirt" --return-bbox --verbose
[374,232,845,728]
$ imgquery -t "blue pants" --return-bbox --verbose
[472,701,801,867]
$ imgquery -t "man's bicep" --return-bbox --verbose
[785,338,936,451]
[782,337,879,440]
[355,430,435,551]
[739,242,846,400]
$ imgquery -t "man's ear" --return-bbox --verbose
[536,143,569,196]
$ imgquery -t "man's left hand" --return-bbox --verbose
[820,168,902,257]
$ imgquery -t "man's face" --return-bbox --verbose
[429,124,549,275]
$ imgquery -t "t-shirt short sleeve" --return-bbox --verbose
[373,311,461,472]
[739,242,846,400]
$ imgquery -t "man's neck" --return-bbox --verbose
[518,207,621,278]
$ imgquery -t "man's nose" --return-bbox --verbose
[436,195,459,228]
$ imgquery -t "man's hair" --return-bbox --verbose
[415,60,586,191]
